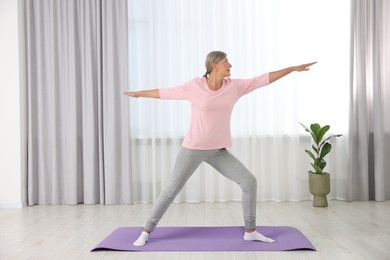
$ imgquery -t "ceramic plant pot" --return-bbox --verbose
[309,172,330,207]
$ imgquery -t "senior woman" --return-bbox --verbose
[124,51,316,246]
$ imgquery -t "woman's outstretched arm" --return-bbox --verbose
[269,61,316,84]
[123,89,160,98]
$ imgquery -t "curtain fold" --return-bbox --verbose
[22,0,130,205]
[101,0,132,204]
[348,0,390,201]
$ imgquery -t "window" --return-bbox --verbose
[128,0,350,138]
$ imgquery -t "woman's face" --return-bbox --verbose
[213,57,232,77]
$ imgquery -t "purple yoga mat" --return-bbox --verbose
[91,226,316,252]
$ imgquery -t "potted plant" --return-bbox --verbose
[299,123,342,207]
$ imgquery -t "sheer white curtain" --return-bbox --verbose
[128,0,350,203]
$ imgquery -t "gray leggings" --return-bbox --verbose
[145,147,257,232]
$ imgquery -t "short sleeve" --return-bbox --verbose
[232,73,270,96]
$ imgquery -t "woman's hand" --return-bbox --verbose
[123,89,160,99]
[123,92,140,98]
[293,61,317,72]
[269,61,317,83]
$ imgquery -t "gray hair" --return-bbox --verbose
[203,51,227,78]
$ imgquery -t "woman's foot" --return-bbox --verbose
[244,230,275,243]
[133,231,150,246]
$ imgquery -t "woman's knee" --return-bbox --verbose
[161,181,181,200]
[241,174,257,192]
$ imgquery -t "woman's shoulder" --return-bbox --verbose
[192,77,203,84]
[175,77,201,87]
[190,77,206,88]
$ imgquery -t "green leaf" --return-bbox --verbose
[320,143,332,159]
[314,158,321,166]
[310,124,321,144]
[319,159,327,170]
[310,123,321,135]
[317,125,330,143]
[305,150,316,161]
[319,134,343,149]
[299,122,312,134]
[311,163,322,174]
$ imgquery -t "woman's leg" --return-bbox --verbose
[144,148,204,232]
[133,147,204,246]
[206,148,274,242]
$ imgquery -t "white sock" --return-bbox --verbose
[244,231,275,243]
[133,231,150,246]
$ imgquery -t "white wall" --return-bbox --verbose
[0,0,22,208]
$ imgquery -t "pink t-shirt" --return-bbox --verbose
[159,73,269,150]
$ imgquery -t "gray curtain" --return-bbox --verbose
[20,0,132,205]
[348,0,390,201]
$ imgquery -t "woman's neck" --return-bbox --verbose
[206,74,223,91]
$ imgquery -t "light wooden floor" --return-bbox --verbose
[1,201,390,260]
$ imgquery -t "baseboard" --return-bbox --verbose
[0,203,23,209]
